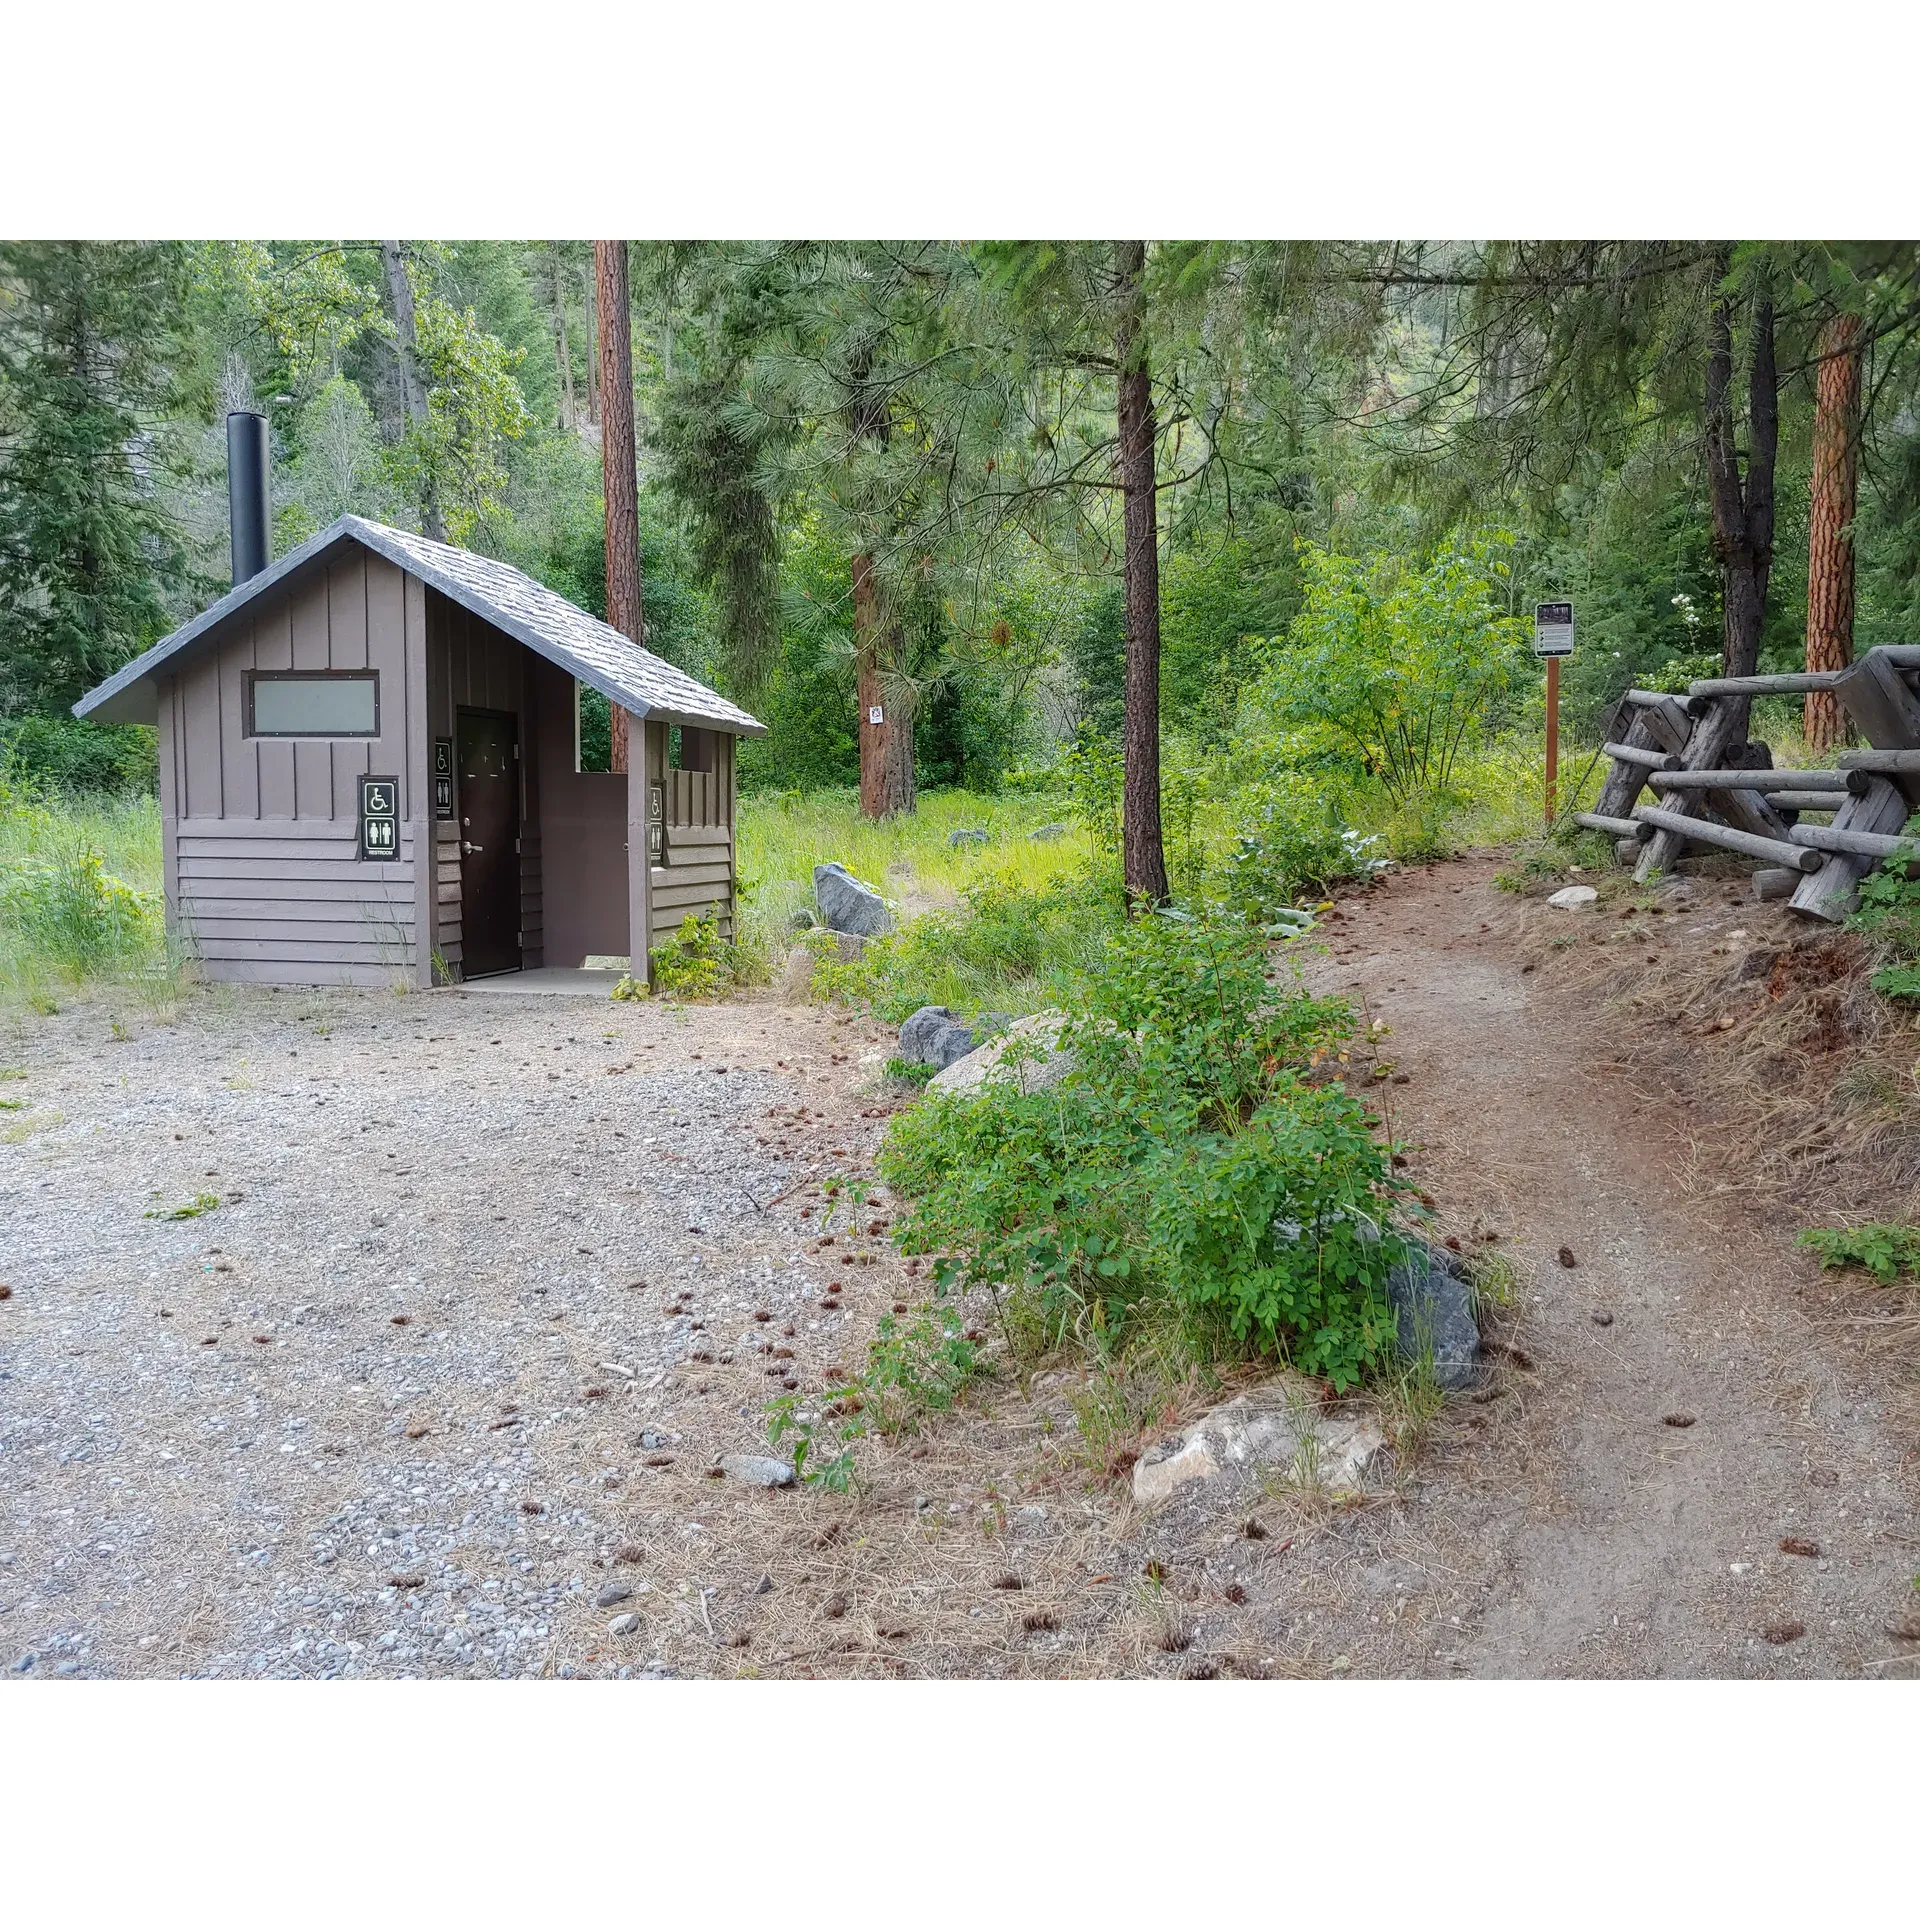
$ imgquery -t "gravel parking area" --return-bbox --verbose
[10,855,1918,1682]
[1,980,903,1679]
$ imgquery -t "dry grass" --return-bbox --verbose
[1514,869,1920,1227]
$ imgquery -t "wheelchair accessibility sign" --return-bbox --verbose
[359,774,401,861]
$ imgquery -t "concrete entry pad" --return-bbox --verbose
[454,966,622,998]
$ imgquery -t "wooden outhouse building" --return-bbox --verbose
[73,512,764,989]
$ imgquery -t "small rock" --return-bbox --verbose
[1557,1246,1577,1268]
[9,1653,34,1673]
[948,828,989,848]
[1011,1504,1050,1533]
[1547,885,1598,910]
[719,1453,797,1488]
[914,1494,934,1513]
[1028,823,1070,843]
[1382,1240,1481,1391]
[637,1428,670,1450]
[813,862,893,937]
[787,906,818,932]
[607,1612,640,1636]
[595,1582,634,1608]
[1132,1378,1383,1506]
[898,1006,978,1071]
[1591,1309,1614,1327]
[752,1573,774,1595]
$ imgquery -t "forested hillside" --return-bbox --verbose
[6,241,1920,840]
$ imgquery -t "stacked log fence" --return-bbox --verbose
[1569,644,1920,923]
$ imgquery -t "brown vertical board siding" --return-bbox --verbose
[328,552,371,820]
[288,567,333,819]
[405,570,433,984]
[253,589,296,819]
[218,615,258,820]
[180,646,224,819]
[157,675,181,931]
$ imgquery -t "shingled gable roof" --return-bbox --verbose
[71,513,767,735]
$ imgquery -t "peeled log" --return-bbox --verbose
[1632,806,1824,871]
[1763,793,1846,814]
[1788,776,1914,922]
[1834,654,1920,806]
[1649,767,1863,795]
[1837,748,1920,775]
[1787,822,1920,861]
[1687,671,1847,698]
[1573,811,1649,839]
[1592,701,1691,821]
[1602,740,1683,772]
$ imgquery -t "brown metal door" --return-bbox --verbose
[457,709,520,976]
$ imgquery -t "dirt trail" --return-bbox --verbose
[1306,848,1920,1677]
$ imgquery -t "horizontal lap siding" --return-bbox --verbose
[176,818,417,983]
[434,821,463,973]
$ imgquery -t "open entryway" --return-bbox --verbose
[457,707,521,977]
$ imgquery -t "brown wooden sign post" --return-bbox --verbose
[1535,602,1575,828]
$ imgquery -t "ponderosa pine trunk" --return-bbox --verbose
[1115,240,1169,905]
[379,240,446,542]
[852,551,915,818]
[596,239,644,775]
[1804,310,1864,752]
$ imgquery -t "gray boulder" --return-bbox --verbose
[813,862,893,937]
[1028,823,1070,843]
[927,1011,1075,1098]
[1383,1240,1481,1391]
[898,1005,978,1071]
[948,827,990,849]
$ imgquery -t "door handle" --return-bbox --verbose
[462,840,484,854]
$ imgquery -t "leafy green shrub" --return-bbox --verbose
[880,911,1406,1389]
[1799,1224,1920,1285]
[1846,841,1920,1002]
[765,1302,986,1490]
[1148,1090,1401,1386]
[1248,534,1528,803]
[884,1057,939,1088]
[851,1303,985,1433]
[1069,908,1352,1122]
[1226,774,1387,919]
[649,909,729,998]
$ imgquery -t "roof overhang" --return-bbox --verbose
[73,515,767,737]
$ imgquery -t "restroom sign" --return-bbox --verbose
[359,774,400,861]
